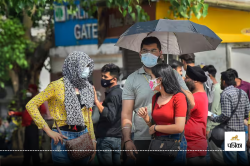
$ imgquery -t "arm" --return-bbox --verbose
[121,100,134,142]
[26,83,55,129]
[99,96,121,123]
[9,111,23,116]
[94,100,104,113]
[182,89,195,110]
[212,94,230,123]
[173,69,195,109]
[154,117,186,134]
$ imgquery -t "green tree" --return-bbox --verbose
[0,0,208,153]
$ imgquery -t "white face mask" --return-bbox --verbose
[80,67,90,79]
[26,92,32,97]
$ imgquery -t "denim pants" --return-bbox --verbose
[96,137,121,165]
[147,133,187,165]
[221,141,249,165]
[51,128,90,165]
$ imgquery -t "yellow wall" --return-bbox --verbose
[156,1,250,43]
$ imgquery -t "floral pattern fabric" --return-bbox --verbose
[26,78,95,140]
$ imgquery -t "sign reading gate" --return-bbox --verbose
[54,0,117,46]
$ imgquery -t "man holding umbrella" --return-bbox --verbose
[121,36,195,165]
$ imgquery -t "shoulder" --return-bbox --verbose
[126,69,140,80]
[173,92,186,102]
[50,78,63,85]
[111,86,123,95]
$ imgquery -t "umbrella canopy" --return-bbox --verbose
[115,19,222,55]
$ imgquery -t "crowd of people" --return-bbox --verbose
[1,36,250,166]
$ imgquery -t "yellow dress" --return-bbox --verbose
[26,78,95,140]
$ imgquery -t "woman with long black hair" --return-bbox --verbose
[138,63,190,165]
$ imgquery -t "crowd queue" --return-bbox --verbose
[2,36,250,166]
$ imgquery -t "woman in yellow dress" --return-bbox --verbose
[26,51,96,165]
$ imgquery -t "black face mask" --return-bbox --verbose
[101,78,114,88]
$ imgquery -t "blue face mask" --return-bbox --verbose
[141,53,158,68]
[80,67,90,79]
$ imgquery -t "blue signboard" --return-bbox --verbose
[54,0,118,47]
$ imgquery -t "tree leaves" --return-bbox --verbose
[167,0,209,20]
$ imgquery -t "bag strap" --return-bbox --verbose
[224,89,242,124]
[55,121,62,135]
[152,93,184,142]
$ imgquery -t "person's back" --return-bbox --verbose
[185,92,208,158]
[184,65,208,164]
[210,70,250,165]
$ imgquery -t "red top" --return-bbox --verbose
[13,103,47,127]
[185,92,208,158]
[152,92,187,136]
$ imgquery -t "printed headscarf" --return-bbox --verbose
[62,51,94,126]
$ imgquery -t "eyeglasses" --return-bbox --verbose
[140,49,159,54]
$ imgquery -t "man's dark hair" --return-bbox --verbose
[203,65,217,77]
[226,68,238,78]
[221,70,236,86]
[170,60,183,69]
[140,37,161,51]
[101,63,120,80]
[179,53,195,64]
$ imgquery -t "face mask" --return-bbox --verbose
[101,78,114,88]
[81,67,90,79]
[149,78,160,91]
[141,53,158,68]
[26,92,32,97]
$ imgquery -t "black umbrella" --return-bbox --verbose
[115,19,222,55]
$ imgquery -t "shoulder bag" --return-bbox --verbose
[209,89,242,148]
[148,93,184,160]
[55,108,94,161]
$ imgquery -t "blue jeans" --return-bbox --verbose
[96,137,121,165]
[221,141,248,165]
[51,128,90,165]
[148,133,187,165]
[205,145,210,164]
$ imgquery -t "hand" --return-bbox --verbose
[5,140,9,143]
[125,141,138,160]
[137,107,148,120]
[208,116,214,121]
[89,151,96,163]
[247,140,250,149]
[8,111,15,116]
[46,129,68,145]
[206,131,210,139]
[149,125,156,135]
[244,119,248,126]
